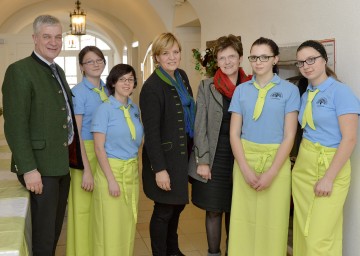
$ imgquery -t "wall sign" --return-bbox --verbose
[319,38,335,72]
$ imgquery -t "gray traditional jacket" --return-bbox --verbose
[188,78,224,183]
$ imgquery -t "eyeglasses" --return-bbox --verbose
[217,55,239,63]
[118,77,135,84]
[294,56,322,68]
[82,59,105,65]
[248,55,275,62]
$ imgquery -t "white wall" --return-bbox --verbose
[175,26,202,99]
[190,0,360,88]
[0,34,34,105]
[344,145,360,255]
[188,0,360,254]
[148,0,176,32]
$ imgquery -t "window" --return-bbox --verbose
[123,46,128,64]
[56,34,113,88]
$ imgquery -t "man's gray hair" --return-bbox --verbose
[33,15,61,34]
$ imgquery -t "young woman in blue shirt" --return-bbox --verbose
[91,64,143,256]
[228,37,300,255]
[292,40,360,256]
[67,46,108,256]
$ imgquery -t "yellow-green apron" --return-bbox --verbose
[67,140,97,256]
[228,139,291,256]
[292,139,351,256]
[90,157,139,256]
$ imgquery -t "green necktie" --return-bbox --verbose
[301,89,319,130]
[252,82,275,121]
[92,86,109,102]
[120,105,136,140]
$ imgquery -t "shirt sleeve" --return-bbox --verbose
[91,103,109,134]
[72,86,86,115]
[285,84,301,114]
[334,85,360,116]
[229,85,242,114]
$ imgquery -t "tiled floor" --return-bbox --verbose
[0,117,292,256]
[55,187,223,256]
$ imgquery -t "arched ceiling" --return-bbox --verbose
[0,0,175,58]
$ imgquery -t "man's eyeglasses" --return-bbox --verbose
[248,55,275,62]
[118,77,135,84]
[82,59,105,65]
[294,56,322,68]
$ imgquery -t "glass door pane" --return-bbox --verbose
[65,56,78,88]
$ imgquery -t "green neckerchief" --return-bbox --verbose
[155,68,172,86]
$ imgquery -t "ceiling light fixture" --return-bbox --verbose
[70,0,86,35]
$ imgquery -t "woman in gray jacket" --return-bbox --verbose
[189,34,251,256]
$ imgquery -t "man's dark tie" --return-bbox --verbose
[50,63,74,144]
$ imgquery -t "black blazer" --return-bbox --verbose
[139,68,193,205]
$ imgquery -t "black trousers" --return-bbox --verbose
[150,202,186,256]
[18,173,70,256]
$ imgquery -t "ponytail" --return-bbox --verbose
[325,66,339,81]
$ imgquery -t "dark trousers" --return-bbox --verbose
[18,173,70,256]
[150,202,186,256]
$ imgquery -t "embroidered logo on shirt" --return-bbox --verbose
[316,97,328,106]
[135,113,140,119]
[270,92,283,100]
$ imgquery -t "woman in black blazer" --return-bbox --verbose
[139,32,195,256]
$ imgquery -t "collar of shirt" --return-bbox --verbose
[308,76,335,92]
[109,95,133,109]
[33,51,53,66]
[250,73,281,86]
[82,76,106,91]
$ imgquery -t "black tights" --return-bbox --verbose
[206,211,230,254]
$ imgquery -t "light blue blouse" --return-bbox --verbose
[91,96,143,159]
[72,77,108,140]
[229,74,300,144]
[299,77,360,148]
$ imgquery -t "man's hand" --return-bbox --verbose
[24,170,43,194]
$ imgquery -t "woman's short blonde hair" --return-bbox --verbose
[151,32,182,65]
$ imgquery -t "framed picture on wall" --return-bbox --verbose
[319,38,335,72]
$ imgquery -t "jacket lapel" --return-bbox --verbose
[210,83,223,107]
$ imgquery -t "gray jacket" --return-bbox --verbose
[188,78,224,182]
